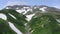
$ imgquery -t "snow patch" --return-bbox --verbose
[16,9,28,15]
[8,13,16,19]
[56,19,60,23]
[27,8,32,11]
[31,30,34,33]
[8,22,22,34]
[26,14,35,21]
[22,11,28,15]
[16,8,19,9]
[16,9,25,13]
[16,7,32,15]
[0,13,7,20]
[39,7,47,13]
[24,23,27,26]
[6,7,9,9]
[23,7,29,8]
[34,7,37,9]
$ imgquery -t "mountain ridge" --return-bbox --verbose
[5,5,60,15]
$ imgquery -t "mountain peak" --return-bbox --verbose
[5,5,60,15]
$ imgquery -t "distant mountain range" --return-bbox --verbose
[5,5,60,15]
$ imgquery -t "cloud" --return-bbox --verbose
[7,1,25,5]
[53,5,60,9]
[3,1,27,8]
[6,1,27,6]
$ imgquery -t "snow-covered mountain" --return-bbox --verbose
[5,5,60,21]
[5,5,60,15]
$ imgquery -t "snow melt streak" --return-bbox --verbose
[0,14,22,34]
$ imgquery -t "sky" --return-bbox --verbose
[0,0,60,10]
